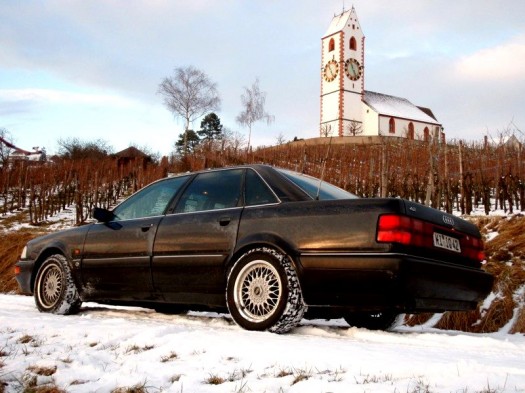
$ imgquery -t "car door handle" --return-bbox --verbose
[218,216,231,226]
[141,224,154,232]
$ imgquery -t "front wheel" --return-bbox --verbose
[226,247,306,333]
[34,254,82,315]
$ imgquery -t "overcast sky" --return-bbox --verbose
[1,1,524,156]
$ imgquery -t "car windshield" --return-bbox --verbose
[277,168,358,200]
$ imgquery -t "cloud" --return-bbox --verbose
[456,34,525,81]
[0,88,137,108]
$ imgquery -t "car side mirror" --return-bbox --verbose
[93,207,114,223]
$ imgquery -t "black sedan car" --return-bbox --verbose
[15,165,493,333]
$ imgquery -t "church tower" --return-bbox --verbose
[320,7,365,137]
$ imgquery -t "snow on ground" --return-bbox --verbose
[0,294,524,393]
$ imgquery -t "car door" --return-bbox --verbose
[152,168,244,305]
[81,176,189,301]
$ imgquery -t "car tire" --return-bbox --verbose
[343,311,399,330]
[226,247,306,333]
[34,254,82,315]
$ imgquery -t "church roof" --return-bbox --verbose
[324,7,361,37]
[363,91,441,125]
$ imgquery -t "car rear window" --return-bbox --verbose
[277,169,358,200]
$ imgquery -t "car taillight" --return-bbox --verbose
[463,236,486,262]
[376,214,485,263]
[377,214,429,247]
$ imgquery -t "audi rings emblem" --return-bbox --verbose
[443,215,455,226]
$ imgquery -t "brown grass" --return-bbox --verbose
[404,313,434,327]
[434,215,525,333]
[510,308,525,333]
[0,230,44,293]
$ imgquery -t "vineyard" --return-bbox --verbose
[0,156,169,225]
[190,135,524,216]
[0,136,524,226]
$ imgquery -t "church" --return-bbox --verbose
[320,7,443,140]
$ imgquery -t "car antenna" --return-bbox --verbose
[316,136,332,200]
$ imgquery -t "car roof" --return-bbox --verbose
[169,165,312,202]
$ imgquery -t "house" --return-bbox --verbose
[0,136,46,165]
[113,146,152,169]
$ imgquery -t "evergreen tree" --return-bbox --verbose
[175,130,200,155]
[198,113,223,142]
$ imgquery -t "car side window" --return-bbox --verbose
[113,176,189,220]
[175,169,243,213]
[245,169,279,206]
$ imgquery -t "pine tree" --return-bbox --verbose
[198,113,223,142]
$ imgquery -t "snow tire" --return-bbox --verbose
[226,247,306,334]
[34,254,82,315]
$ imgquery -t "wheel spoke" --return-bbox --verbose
[38,264,63,308]
[234,260,282,322]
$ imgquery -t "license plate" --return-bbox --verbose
[433,232,461,253]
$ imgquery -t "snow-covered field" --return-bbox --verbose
[0,294,524,393]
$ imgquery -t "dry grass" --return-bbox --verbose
[27,365,57,377]
[435,215,525,333]
[404,313,434,327]
[0,229,45,293]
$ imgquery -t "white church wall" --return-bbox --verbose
[378,116,439,139]
[362,106,379,136]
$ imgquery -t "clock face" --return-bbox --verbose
[323,60,339,82]
[345,58,362,81]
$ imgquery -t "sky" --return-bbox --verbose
[2,294,525,392]
[1,1,524,156]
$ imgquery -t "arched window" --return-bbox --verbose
[389,118,395,134]
[349,37,357,51]
[424,127,430,141]
[408,122,414,139]
[328,38,335,52]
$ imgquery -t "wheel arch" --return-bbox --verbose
[228,233,301,275]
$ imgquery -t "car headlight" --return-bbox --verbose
[20,246,27,260]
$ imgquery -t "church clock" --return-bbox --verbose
[344,58,362,81]
[323,59,339,82]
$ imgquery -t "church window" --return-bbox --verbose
[389,118,396,134]
[424,127,430,141]
[408,122,414,139]
[328,38,335,52]
[350,37,357,50]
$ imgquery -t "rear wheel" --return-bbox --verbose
[226,247,306,333]
[344,311,399,330]
[34,254,82,315]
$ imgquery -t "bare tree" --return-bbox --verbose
[320,123,333,137]
[345,120,363,136]
[57,137,113,160]
[0,128,14,167]
[222,127,246,154]
[236,78,274,151]
[276,132,286,145]
[158,66,221,155]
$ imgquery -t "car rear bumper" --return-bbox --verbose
[15,260,35,295]
[298,252,494,312]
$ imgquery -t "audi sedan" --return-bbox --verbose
[15,165,493,333]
